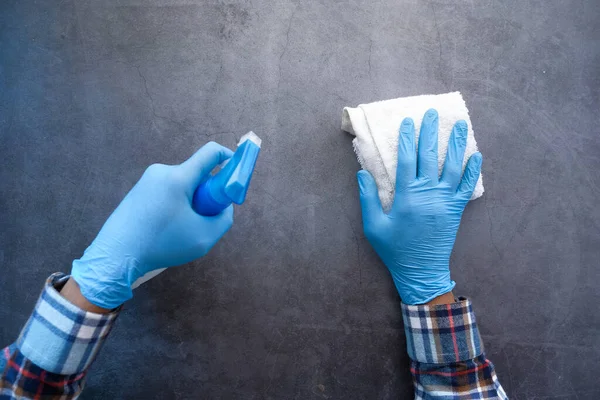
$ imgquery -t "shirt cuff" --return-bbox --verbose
[401,298,483,364]
[16,273,120,375]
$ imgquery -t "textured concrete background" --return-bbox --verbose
[1,0,599,398]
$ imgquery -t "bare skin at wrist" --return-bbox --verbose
[425,291,456,306]
[60,278,112,314]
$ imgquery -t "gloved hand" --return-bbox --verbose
[357,109,482,305]
[72,142,235,309]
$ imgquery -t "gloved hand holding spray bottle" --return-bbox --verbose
[132,132,262,288]
[71,132,261,309]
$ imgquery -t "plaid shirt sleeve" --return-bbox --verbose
[1,273,120,399]
[402,298,508,399]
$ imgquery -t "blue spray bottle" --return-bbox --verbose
[131,131,261,289]
[192,131,262,216]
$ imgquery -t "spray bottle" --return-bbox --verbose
[192,131,262,215]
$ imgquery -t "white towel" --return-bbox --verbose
[342,92,484,211]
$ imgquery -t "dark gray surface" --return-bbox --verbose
[1,0,599,398]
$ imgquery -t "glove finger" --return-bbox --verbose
[179,142,234,191]
[441,120,468,190]
[193,204,234,245]
[211,204,234,239]
[357,170,385,236]
[395,117,416,192]
[457,152,482,200]
[417,109,439,185]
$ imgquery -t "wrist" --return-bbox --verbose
[392,272,455,305]
[71,254,136,309]
[60,277,112,313]
[425,290,456,305]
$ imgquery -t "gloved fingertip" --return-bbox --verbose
[455,119,467,128]
[458,152,483,197]
[424,108,438,120]
[471,152,483,168]
[357,170,374,194]
[204,141,235,158]
[203,205,234,240]
[224,204,234,219]
[216,204,234,224]
[400,117,414,132]
[454,120,468,136]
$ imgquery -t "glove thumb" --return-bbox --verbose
[357,170,385,233]
[457,152,482,200]
[179,142,234,193]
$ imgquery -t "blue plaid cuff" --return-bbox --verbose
[16,273,119,375]
[401,298,483,364]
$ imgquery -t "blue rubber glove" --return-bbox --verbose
[72,142,235,309]
[357,109,482,305]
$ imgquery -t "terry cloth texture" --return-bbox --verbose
[342,92,484,211]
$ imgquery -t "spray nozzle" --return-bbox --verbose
[192,131,262,216]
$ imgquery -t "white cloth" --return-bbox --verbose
[342,92,484,211]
